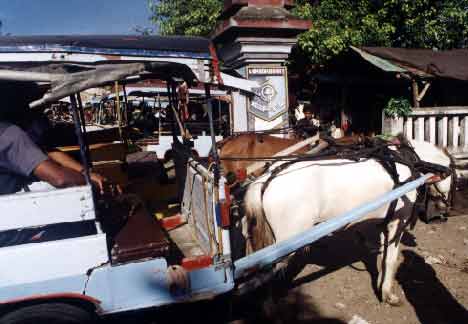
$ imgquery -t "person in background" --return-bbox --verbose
[294,103,320,139]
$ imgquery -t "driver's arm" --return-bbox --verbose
[47,150,83,173]
[33,159,85,188]
[47,150,116,194]
[1,124,86,189]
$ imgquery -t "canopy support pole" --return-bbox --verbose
[69,94,91,185]
[75,93,92,169]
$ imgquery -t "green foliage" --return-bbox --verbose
[148,0,223,36]
[376,133,396,141]
[383,97,412,118]
[293,0,468,65]
[146,0,468,65]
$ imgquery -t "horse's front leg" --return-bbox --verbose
[377,206,410,306]
[378,216,402,305]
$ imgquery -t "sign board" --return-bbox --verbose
[247,66,288,122]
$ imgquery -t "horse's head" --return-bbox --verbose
[427,173,452,215]
[410,139,454,217]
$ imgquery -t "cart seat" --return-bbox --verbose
[105,195,170,264]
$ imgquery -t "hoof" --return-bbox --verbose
[383,293,402,306]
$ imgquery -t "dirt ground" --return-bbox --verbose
[230,190,468,324]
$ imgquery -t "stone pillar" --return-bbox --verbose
[212,0,311,132]
[382,115,404,135]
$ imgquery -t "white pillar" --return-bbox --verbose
[429,116,436,144]
[461,116,468,150]
[382,116,403,135]
[231,91,248,132]
[438,116,448,147]
[415,117,425,142]
[448,116,460,149]
[405,117,413,139]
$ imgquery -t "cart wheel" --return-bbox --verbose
[0,303,95,324]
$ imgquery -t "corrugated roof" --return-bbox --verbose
[350,46,407,73]
[352,46,468,81]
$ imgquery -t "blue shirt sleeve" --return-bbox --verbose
[0,124,48,177]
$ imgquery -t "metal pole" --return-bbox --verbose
[122,84,129,125]
[76,93,92,169]
[98,101,103,124]
[167,81,178,141]
[115,81,123,139]
[234,173,432,279]
[204,84,224,255]
[205,84,220,175]
[157,93,162,139]
[218,99,222,132]
[69,95,91,185]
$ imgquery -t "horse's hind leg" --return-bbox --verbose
[378,213,406,306]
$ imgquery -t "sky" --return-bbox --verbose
[0,0,154,35]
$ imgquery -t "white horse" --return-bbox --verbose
[243,139,452,305]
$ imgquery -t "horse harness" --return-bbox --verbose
[225,136,453,247]
[254,136,452,227]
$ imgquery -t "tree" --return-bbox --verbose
[148,0,223,37]
[293,0,468,65]
[146,0,468,65]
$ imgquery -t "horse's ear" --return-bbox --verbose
[442,147,454,161]
[396,132,410,145]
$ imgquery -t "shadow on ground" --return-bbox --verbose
[396,250,468,324]
[105,288,346,323]
[230,287,346,324]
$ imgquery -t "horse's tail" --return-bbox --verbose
[244,182,275,253]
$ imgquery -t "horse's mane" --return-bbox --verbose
[216,133,241,149]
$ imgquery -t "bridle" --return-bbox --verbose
[427,180,451,209]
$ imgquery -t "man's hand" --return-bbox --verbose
[47,150,122,195]
[90,172,122,196]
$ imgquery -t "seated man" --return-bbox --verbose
[0,118,118,247]
[0,120,109,195]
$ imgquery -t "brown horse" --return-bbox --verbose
[218,133,307,176]
[217,133,364,177]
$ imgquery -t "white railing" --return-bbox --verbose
[384,107,468,156]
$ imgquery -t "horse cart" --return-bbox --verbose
[0,36,447,323]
